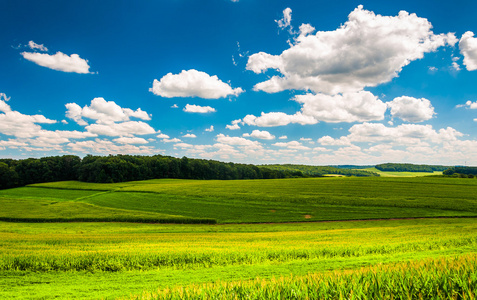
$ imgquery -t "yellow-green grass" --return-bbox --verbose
[0,218,476,299]
[365,167,443,177]
[129,254,477,300]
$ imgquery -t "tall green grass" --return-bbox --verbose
[129,254,476,300]
[1,218,476,272]
[1,219,476,299]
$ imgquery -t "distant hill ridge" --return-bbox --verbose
[259,164,379,177]
[375,163,450,173]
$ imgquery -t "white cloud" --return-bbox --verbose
[298,24,315,37]
[205,125,214,132]
[156,133,170,139]
[300,138,314,144]
[66,98,150,125]
[317,136,351,146]
[0,107,57,138]
[113,137,149,144]
[452,61,461,71]
[279,135,287,140]
[183,104,216,113]
[276,7,293,31]
[0,93,10,103]
[243,130,275,140]
[247,5,456,95]
[226,119,242,130]
[236,91,435,129]
[171,104,179,108]
[216,134,262,149]
[21,51,92,74]
[0,139,28,148]
[85,121,156,137]
[163,138,181,143]
[0,96,162,154]
[174,143,195,149]
[459,31,477,71]
[246,52,283,74]
[150,69,243,99]
[312,147,331,152]
[68,139,155,155]
[183,133,197,138]
[458,100,477,109]
[272,141,310,150]
[387,96,435,122]
[0,99,12,113]
[243,112,317,127]
[295,91,387,123]
[342,123,463,145]
[28,41,48,52]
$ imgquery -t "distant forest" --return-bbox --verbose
[375,163,449,173]
[260,164,379,177]
[0,155,323,190]
[443,167,477,177]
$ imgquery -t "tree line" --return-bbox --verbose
[443,166,477,177]
[260,164,379,177]
[375,163,449,173]
[0,154,309,189]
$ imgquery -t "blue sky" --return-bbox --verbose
[2,0,477,165]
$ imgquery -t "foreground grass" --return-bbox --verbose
[0,218,476,299]
[129,254,477,300]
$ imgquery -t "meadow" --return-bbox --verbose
[2,177,476,223]
[0,176,476,299]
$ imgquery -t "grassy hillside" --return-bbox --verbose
[0,177,472,223]
[1,177,476,299]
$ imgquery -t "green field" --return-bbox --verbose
[3,177,476,223]
[0,177,476,299]
[1,219,476,299]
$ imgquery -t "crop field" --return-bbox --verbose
[2,177,476,223]
[1,218,476,299]
[0,177,476,299]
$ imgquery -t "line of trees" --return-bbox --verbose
[0,154,308,189]
[260,164,379,177]
[375,163,449,173]
[443,167,477,177]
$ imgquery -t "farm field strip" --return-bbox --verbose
[0,218,476,299]
[1,218,476,272]
[6,177,475,223]
[126,254,477,300]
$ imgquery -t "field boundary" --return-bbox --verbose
[224,215,477,225]
[0,216,475,225]
[0,217,217,224]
